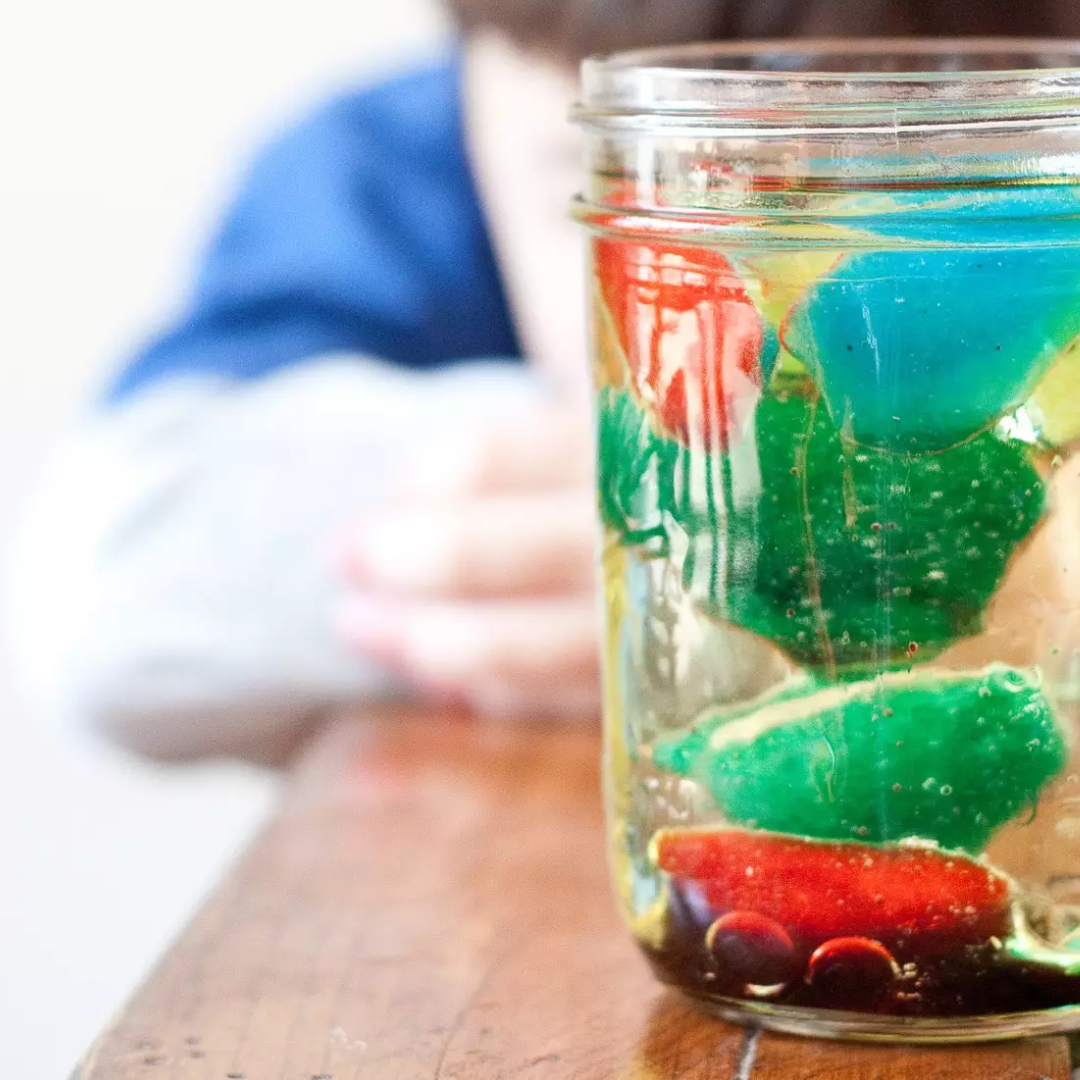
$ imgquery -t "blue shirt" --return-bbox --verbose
[106,53,522,403]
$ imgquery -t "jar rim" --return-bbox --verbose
[575,38,1080,132]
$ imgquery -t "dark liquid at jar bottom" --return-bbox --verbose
[640,884,1080,1017]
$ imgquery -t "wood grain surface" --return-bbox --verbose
[74,710,1073,1080]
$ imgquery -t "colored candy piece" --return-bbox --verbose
[1003,914,1080,977]
[706,910,800,985]
[591,277,631,390]
[596,389,1046,670]
[595,386,683,555]
[653,827,1013,955]
[735,251,841,386]
[782,246,1080,450]
[685,392,1046,671]
[738,252,843,326]
[651,666,1065,853]
[1028,337,1080,448]
[593,237,765,447]
[806,937,899,1007]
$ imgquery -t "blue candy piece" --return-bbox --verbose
[760,322,781,383]
[783,246,1080,449]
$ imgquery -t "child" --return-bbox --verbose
[12,0,1079,763]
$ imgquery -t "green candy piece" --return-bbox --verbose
[690,393,1047,670]
[596,387,1047,671]
[651,666,1066,853]
[596,386,683,556]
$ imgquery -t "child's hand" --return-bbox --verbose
[333,408,601,720]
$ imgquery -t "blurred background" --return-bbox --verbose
[0,1,445,1075]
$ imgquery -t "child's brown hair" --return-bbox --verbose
[444,0,1074,62]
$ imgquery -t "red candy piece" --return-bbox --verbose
[706,911,800,985]
[807,937,899,1008]
[594,237,764,448]
[655,828,1012,956]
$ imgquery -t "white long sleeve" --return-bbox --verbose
[6,358,540,763]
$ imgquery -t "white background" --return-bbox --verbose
[0,2,444,1075]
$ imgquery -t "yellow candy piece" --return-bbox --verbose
[736,251,841,385]
[738,250,843,323]
[1028,336,1080,448]
[591,280,629,391]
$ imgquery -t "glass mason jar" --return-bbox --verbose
[575,41,1080,1041]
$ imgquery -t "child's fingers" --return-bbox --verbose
[463,677,601,721]
[334,595,600,691]
[396,408,593,499]
[337,491,596,600]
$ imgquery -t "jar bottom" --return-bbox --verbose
[665,989,1080,1045]
[641,924,1080,1042]
[680,991,1080,1044]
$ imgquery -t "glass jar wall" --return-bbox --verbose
[575,41,1080,1041]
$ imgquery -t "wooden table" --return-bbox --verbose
[75,711,1074,1080]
